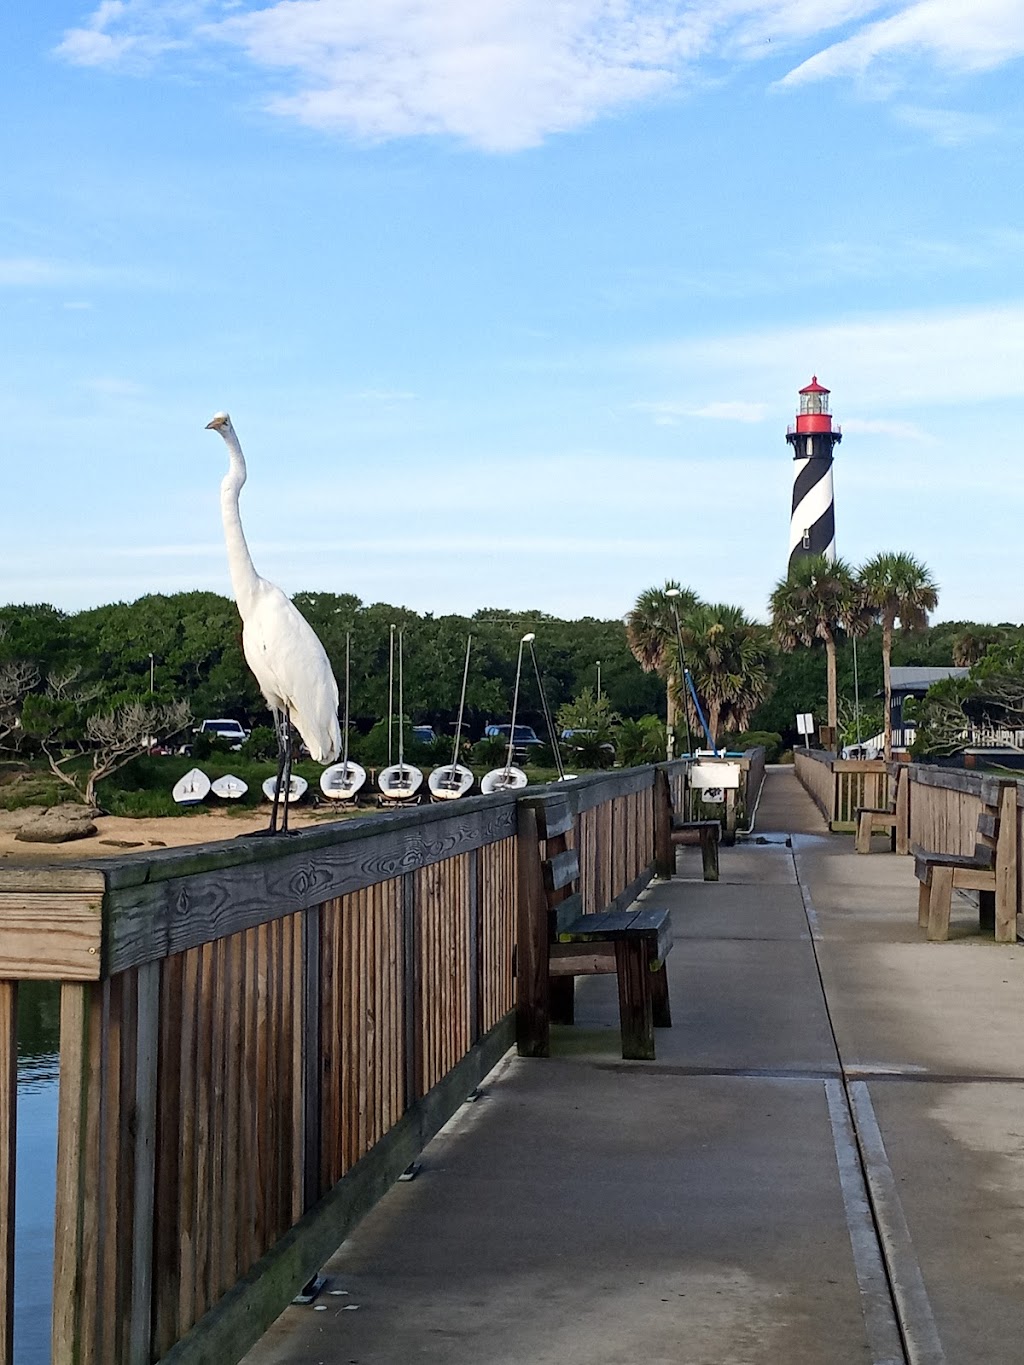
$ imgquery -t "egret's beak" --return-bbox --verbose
[205,419,221,431]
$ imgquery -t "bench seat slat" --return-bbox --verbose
[559,906,670,943]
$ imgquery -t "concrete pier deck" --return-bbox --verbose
[244,766,1023,1365]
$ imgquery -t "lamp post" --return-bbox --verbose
[665,589,694,759]
[149,653,155,693]
[596,660,601,700]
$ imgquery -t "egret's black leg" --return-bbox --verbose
[280,709,294,834]
[268,708,287,834]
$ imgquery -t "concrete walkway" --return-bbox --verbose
[244,767,1023,1365]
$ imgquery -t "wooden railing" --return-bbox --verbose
[793,754,1023,939]
[0,760,689,1365]
[793,750,892,831]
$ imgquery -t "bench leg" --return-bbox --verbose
[651,963,671,1029]
[855,811,872,854]
[549,975,575,1025]
[917,879,931,928]
[927,865,954,941]
[614,940,655,1061]
[701,829,719,882]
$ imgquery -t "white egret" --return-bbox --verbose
[206,412,341,833]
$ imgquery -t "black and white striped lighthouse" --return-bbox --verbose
[786,376,841,571]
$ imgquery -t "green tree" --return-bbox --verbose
[625,582,701,758]
[859,552,939,759]
[677,603,772,748]
[769,556,866,737]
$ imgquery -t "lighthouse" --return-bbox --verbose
[786,376,841,572]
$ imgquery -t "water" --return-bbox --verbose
[14,981,60,1365]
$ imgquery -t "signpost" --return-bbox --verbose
[796,713,814,749]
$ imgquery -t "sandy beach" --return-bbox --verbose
[0,806,360,864]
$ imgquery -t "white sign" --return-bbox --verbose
[796,713,814,735]
[690,761,741,790]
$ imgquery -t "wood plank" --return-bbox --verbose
[543,848,579,893]
[104,801,519,976]
[153,953,185,1357]
[519,795,573,841]
[155,1016,513,1365]
[515,805,550,1058]
[614,940,654,1061]
[0,891,102,980]
[52,982,100,1362]
[0,983,15,1365]
[995,782,1018,943]
[129,962,160,1365]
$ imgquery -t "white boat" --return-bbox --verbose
[320,760,367,801]
[429,635,474,802]
[480,767,528,794]
[428,764,474,800]
[377,763,423,801]
[210,774,248,800]
[172,768,211,805]
[262,774,308,804]
[378,626,423,803]
[480,633,534,797]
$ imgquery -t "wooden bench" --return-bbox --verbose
[855,766,908,854]
[670,818,720,881]
[912,781,1017,942]
[517,793,673,1061]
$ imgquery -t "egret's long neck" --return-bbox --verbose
[218,426,260,615]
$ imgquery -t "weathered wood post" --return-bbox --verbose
[653,768,674,879]
[515,803,550,1058]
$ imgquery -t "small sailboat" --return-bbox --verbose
[262,773,308,804]
[526,636,576,783]
[429,635,475,801]
[211,774,248,800]
[378,625,423,804]
[481,633,532,794]
[320,632,367,803]
[173,767,211,806]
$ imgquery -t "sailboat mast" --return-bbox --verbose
[529,639,564,781]
[397,628,405,774]
[505,635,528,775]
[451,634,472,771]
[342,631,351,775]
[387,624,395,768]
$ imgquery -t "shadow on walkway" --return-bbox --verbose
[245,767,1024,1365]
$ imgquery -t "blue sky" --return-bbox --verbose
[2,2,1022,624]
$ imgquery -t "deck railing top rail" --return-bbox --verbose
[0,762,690,983]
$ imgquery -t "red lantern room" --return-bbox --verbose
[794,376,835,435]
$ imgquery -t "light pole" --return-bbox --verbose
[149,653,155,693]
[596,660,601,700]
[665,589,694,759]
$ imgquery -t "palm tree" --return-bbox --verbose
[625,581,700,758]
[677,604,772,748]
[769,555,866,740]
[859,552,939,759]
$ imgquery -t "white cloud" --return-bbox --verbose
[779,0,1024,87]
[55,1,1024,149]
[635,399,770,424]
[891,103,1000,144]
[634,300,1024,409]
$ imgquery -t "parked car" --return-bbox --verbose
[194,718,250,751]
[411,725,437,745]
[484,724,545,760]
